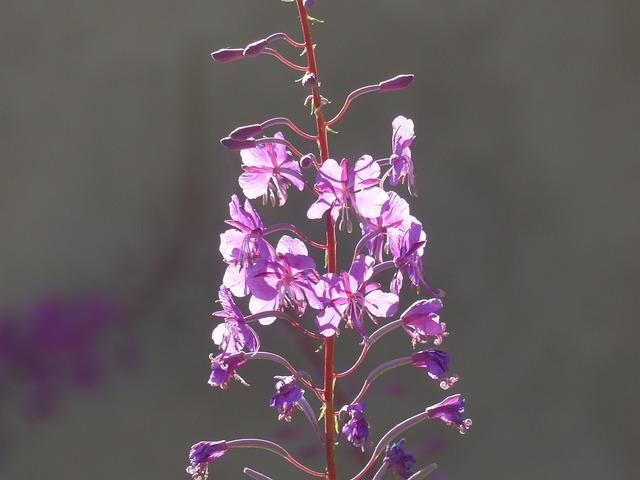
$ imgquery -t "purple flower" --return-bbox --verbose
[426,394,472,434]
[341,402,370,450]
[315,255,398,339]
[360,191,410,262]
[270,375,304,422]
[247,235,321,323]
[389,116,417,196]
[411,348,449,379]
[211,285,260,353]
[388,220,427,294]
[401,298,448,347]
[208,351,248,389]
[384,438,416,479]
[239,132,304,206]
[307,156,388,232]
[411,348,458,389]
[220,195,273,296]
[187,440,228,479]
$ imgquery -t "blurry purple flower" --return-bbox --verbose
[307,156,388,232]
[208,351,248,389]
[315,255,398,339]
[239,132,304,206]
[0,293,122,420]
[401,298,448,347]
[384,438,416,479]
[247,235,321,323]
[390,116,417,196]
[341,402,370,450]
[303,0,315,8]
[270,375,304,422]
[426,394,472,434]
[388,220,427,294]
[211,285,260,353]
[187,440,228,479]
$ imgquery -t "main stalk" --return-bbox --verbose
[295,2,338,479]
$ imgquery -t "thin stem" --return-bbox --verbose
[350,411,431,480]
[264,223,326,250]
[228,438,325,477]
[244,310,325,339]
[262,117,317,140]
[350,357,412,404]
[325,85,379,127]
[263,47,308,71]
[335,319,403,378]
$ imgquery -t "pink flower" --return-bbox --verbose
[239,132,304,206]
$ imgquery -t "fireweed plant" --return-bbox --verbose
[187,1,471,479]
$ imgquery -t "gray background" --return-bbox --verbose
[1,0,639,479]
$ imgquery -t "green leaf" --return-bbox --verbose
[318,403,326,421]
[327,126,338,134]
[307,15,325,24]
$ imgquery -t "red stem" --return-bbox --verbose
[295,2,338,479]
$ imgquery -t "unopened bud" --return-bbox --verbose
[220,137,256,150]
[301,72,317,90]
[230,124,263,140]
[211,48,245,63]
[299,153,316,169]
[379,74,414,92]
[303,0,316,8]
[243,39,268,57]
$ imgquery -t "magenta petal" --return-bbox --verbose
[354,186,388,219]
[348,255,375,286]
[223,264,249,297]
[307,193,334,219]
[316,304,343,336]
[365,290,399,318]
[276,235,308,256]
[239,171,271,199]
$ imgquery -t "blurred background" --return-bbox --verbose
[1,0,639,478]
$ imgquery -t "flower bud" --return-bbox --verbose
[303,0,316,7]
[211,48,245,63]
[301,72,317,90]
[230,124,263,140]
[220,137,256,150]
[244,39,268,57]
[379,74,414,92]
[299,153,316,168]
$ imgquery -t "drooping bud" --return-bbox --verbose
[379,74,414,92]
[220,137,257,150]
[301,72,317,89]
[211,48,245,63]
[270,375,304,422]
[299,153,316,168]
[340,402,370,450]
[384,439,416,479]
[230,124,263,140]
[244,39,268,57]
[426,394,472,434]
[303,0,316,8]
[411,348,449,380]
[187,440,228,480]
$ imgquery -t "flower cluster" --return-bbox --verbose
[187,2,471,479]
